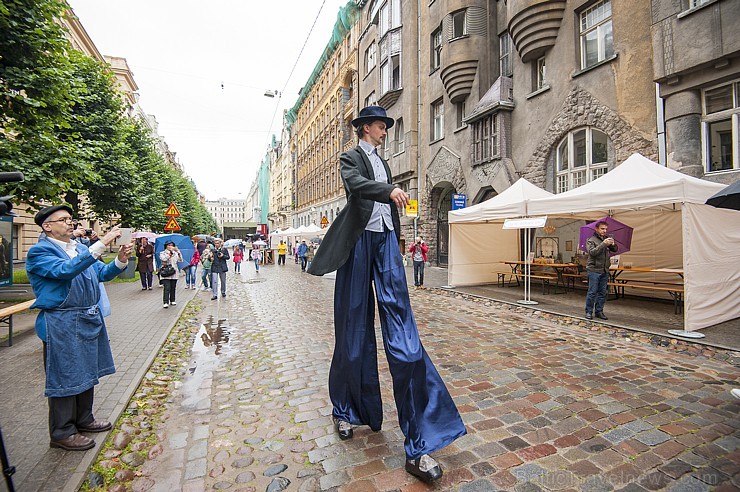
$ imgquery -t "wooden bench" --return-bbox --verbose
[607,282,684,314]
[0,299,35,347]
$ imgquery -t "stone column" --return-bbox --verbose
[664,90,703,177]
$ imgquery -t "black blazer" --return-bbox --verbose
[308,145,401,276]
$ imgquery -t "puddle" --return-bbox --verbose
[180,315,231,409]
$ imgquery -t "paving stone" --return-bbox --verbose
[635,429,672,446]
[511,463,547,481]
[501,436,530,451]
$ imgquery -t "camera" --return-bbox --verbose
[85,229,93,236]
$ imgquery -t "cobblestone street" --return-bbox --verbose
[136,261,739,491]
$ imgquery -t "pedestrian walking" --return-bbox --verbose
[200,244,213,291]
[185,246,200,289]
[277,240,287,265]
[159,241,183,308]
[26,205,134,451]
[409,236,428,289]
[136,237,154,290]
[585,221,617,320]
[308,106,465,483]
[306,243,315,270]
[250,244,262,272]
[297,240,308,272]
[210,238,229,300]
[233,245,244,273]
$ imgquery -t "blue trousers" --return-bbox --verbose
[329,229,466,459]
[585,271,609,315]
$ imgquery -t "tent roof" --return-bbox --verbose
[449,178,553,223]
[527,153,726,216]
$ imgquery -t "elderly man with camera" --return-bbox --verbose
[26,205,133,451]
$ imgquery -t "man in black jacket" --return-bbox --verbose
[308,106,465,483]
[585,221,618,320]
[210,237,230,300]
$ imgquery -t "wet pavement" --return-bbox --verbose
[129,260,738,491]
[1,259,739,491]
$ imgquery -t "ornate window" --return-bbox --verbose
[472,114,497,164]
[555,128,611,193]
[579,0,614,70]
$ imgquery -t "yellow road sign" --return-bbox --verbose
[164,202,181,217]
[405,199,418,218]
[164,217,181,231]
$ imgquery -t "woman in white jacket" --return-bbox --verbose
[159,241,183,308]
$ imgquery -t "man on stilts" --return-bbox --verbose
[308,106,466,483]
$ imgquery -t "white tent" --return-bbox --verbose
[303,223,328,235]
[448,154,738,331]
[448,178,553,287]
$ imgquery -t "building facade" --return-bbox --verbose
[287,2,359,230]
[205,198,248,234]
[267,120,295,231]
[651,0,740,184]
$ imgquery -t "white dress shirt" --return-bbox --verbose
[358,139,394,232]
[48,237,127,269]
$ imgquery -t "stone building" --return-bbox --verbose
[651,0,740,184]
[287,2,360,230]
[267,122,294,231]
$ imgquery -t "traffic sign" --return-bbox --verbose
[164,202,181,217]
[405,199,418,218]
[320,216,329,228]
[452,193,466,210]
[164,217,181,231]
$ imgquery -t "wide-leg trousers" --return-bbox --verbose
[328,228,466,459]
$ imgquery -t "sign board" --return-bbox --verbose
[164,217,181,231]
[320,216,329,228]
[0,216,12,287]
[452,193,466,210]
[257,224,268,236]
[503,216,548,229]
[405,199,418,218]
[164,202,181,217]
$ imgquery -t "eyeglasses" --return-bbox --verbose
[44,217,76,225]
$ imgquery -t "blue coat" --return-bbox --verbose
[26,239,124,340]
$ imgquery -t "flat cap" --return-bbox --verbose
[34,205,74,227]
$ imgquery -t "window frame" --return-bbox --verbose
[455,101,466,130]
[451,10,467,40]
[431,27,442,72]
[499,32,512,78]
[579,0,614,70]
[555,127,611,193]
[431,99,444,142]
[364,42,377,75]
[535,56,547,91]
[395,118,405,154]
[701,79,740,173]
[471,114,498,164]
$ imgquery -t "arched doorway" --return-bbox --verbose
[436,185,454,266]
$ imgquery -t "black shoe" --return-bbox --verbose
[405,454,443,483]
[333,417,353,440]
[595,312,608,320]
[211,296,218,300]
[585,313,593,320]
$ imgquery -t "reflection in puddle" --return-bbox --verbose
[180,316,231,409]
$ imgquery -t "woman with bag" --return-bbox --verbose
[136,237,155,290]
[159,241,183,308]
[233,246,244,274]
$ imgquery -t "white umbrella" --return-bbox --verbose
[252,239,267,246]
[223,239,241,247]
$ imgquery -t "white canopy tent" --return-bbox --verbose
[449,154,738,331]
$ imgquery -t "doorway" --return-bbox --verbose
[436,190,453,266]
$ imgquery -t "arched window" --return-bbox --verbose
[555,128,611,193]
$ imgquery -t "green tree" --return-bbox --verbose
[0,0,91,206]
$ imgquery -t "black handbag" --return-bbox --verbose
[159,262,175,277]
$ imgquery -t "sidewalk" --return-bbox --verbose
[0,280,197,492]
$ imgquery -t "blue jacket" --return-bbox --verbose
[297,243,309,257]
[26,239,125,340]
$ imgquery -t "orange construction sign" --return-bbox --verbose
[164,202,181,217]
[164,217,181,231]
[320,216,329,228]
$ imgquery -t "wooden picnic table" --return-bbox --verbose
[608,266,685,314]
[500,261,579,293]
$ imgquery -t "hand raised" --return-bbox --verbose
[390,187,408,209]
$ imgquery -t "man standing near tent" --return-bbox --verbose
[585,221,617,320]
[308,106,466,484]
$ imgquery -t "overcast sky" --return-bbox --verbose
[68,0,350,201]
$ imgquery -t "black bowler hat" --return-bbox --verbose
[351,105,394,129]
[34,205,74,227]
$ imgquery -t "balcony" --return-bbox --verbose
[508,0,566,62]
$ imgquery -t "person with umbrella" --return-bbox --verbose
[585,221,618,320]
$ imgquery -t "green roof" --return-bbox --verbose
[286,1,359,129]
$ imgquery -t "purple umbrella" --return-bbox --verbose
[579,217,633,256]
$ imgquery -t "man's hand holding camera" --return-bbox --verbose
[98,226,133,263]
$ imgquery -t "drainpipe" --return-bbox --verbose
[414,0,421,240]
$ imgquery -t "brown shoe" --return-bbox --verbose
[78,420,112,433]
[50,433,95,451]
